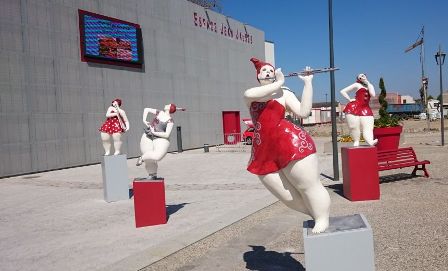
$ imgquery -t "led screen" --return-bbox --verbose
[79,10,143,66]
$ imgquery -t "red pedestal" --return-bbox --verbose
[341,146,380,201]
[133,178,167,227]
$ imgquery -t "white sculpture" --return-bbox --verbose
[244,58,330,233]
[136,104,184,179]
[99,98,129,155]
[340,74,377,147]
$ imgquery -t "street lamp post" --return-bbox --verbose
[328,0,339,181]
[435,45,445,146]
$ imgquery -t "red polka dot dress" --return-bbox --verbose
[99,110,125,134]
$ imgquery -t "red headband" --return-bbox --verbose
[250,57,274,81]
[112,98,122,106]
[169,104,176,114]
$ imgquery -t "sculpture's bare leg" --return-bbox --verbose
[346,114,361,147]
[360,116,377,146]
[112,133,122,155]
[100,132,111,156]
[258,172,310,215]
[282,154,330,233]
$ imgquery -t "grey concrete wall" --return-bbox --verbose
[0,0,266,177]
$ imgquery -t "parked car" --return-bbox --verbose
[243,127,254,145]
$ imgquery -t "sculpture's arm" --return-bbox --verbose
[367,82,375,97]
[105,106,118,117]
[150,122,173,139]
[340,83,358,102]
[285,69,314,118]
[142,108,157,125]
[244,68,285,106]
[119,110,130,131]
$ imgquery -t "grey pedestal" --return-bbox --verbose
[303,214,375,271]
[101,155,129,202]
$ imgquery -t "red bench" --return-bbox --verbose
[377,147,430,177]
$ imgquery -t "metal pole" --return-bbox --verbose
[438,45,445,146]
[176,126,183,152]
[328,0,339,181]
[421,27,430,130]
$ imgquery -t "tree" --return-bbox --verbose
[428,95,434,100]
[374,78,399,127]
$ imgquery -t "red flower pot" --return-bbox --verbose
[373,126,403,151]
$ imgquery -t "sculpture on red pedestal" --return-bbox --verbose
[99,98,130,155]
[136,104,185,179]
[340,74,378,147]
[244,58,331,233]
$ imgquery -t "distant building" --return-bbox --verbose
[400,95,415,104]
[265,41,275,67]
[443,91,448,106]
[300,102,343,125]
[370,92,405,117]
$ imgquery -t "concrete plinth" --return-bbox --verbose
[101,155,129,202]
[303,214,375,271]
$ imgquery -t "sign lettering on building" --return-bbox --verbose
[193,12,253,44]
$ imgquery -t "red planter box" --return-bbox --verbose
[342,147,380,201]
[133,179,167,227]
[373,126,403,151]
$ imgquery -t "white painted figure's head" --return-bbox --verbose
[112,98,122,108]
[164,104,177,114]
[250,58,275,86]
[356,74,368,85]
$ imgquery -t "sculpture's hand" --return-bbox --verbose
[298,66,313,82]
[275,68,284,83]
[145,121,151,127]
[350,98,356,102]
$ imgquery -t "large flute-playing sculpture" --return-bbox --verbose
[99,98,130,155]
[244,58,331,233]
[136,104,185,179]
[340,74,377,147]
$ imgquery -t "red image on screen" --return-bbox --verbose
[98,36,132,61]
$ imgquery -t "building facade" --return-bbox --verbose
[0,0,266,176]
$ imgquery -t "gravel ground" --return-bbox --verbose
[142,132,448,271]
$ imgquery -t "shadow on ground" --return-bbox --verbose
[166,203,189,221]
[326,173,423,198]
[379,173,421,183]
[325,183,344,197]
[243,245,304,271]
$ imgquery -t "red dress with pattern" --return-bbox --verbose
[343,88,373,116]
[247,100,316,175]
[99,110,125,134]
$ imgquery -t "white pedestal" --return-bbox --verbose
[303,214,375,271]
[101,155,129,202]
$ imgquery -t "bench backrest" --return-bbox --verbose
[377,147,417,168]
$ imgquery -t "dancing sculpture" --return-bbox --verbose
[244,58,330,233]
[99,98,129,155]
[136,104,184,179]
[340,74,377,147]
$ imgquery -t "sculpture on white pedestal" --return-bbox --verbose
[99,98,129,155]
[244,58,330,233]
[340,74,377,147]
[136,104,185,179]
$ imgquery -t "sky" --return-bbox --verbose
[221,0,448,103]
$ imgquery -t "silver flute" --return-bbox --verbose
[264,67,339,79]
